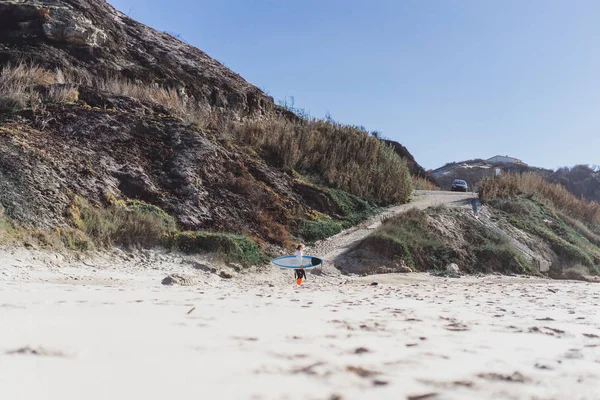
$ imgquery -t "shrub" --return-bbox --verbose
[0,63,55,110]
[70,197,177,248]
[412,176,439,191]
[166,231,265,265]
[296,219,342,243]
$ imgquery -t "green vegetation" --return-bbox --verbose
[490,197,600,273]
[69,197,267,265]
[328,188,380,227]
[0,197,266,266]
[359,207,534,275]
[70,196,177,248]
[296,219,342,243]
[293,182,381,243]
[468,223,533,275]
[165,231,266,266]
[362,208,455,271]
[480,173,600,274]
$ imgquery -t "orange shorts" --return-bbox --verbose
[296,278,303,285]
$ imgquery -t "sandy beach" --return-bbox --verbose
[1,249,599,400]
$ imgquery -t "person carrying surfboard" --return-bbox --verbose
[295,244,306,284]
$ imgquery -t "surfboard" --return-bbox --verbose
[271,255,323,269]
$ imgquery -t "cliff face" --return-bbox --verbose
[0,0,419,250]
[0,0,272,115]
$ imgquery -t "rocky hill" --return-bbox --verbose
[0,0,416,260]
[0,0,272,115]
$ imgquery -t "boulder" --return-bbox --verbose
[446,263,460,274]
[394,261,413,273]
[219,271,233,279]
[161,274,196,286]
[42,8,108,47]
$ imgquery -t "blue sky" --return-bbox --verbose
[107,0,600,170]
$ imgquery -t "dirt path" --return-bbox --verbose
[307,190,476,275]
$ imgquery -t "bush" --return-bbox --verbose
[412,176,439,190]
[167,231,265,265]
[296,219,342,243]
[70,197,177,248]
[490,196,600,269]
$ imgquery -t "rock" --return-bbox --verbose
[161,274,196,286]
[42,7,108,47]
[191,262,211,272]
[394,261,412,273]
[219,271,233,279]
[446,263,460,274]
[370,282,379,286]
[227,263,243,272]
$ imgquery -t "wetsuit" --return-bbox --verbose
[295,268,306,280]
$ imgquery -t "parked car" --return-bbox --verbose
[451,179,468,192]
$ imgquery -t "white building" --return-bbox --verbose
[487,155,527,165]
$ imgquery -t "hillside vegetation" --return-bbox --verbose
[336,173,600,280]
[0,62,412,263]
[478,173,600,277]
[336,206,535,276]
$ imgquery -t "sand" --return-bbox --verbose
[1,259,599,400]
[1,191,599,399]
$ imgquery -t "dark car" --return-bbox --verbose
[451,179,468,192]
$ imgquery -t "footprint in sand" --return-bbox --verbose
[6,346,68,358]
[477,371,529,383]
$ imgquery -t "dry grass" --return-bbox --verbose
[0,63,51,110]
[46,85,79,103]
[0,63,81,109]
[0,63,413,205]
[94,77,187,114]
[412,176,439,191]
[479,173,600,225]
[236,118,412,204]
